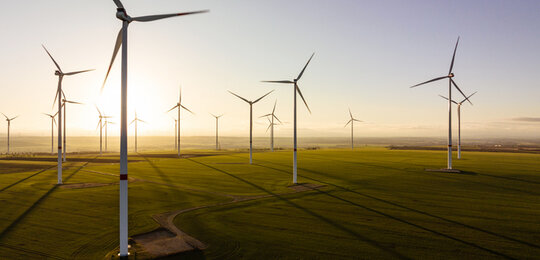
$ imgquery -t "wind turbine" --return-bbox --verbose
[260,100,282,152]
[167,87,194,157]
[42,45,93,185]
[61,93,83,162]
[100,1,207,255]
[96,106,111,156]
[43,112,58,154]
[2,114,18,154]
[210,113,223,150]
[168,115,178,151]
[130,112,146,153]
[344,108,363,150]
[262,53,314,184]
[439,91,477,159]
[229,90,274,164]
[410,37,471,170]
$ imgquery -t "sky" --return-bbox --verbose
[0,0,539,139]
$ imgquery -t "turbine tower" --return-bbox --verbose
[210,113,223,150]
[2,114,18,154]
[100,1,207,255]
[167,87,194,157]
[104,120,115,152]
[344,108,363,150]
[42,45,93,184]
[229,90,274,164]
[43,112,58,154]
[439,91,477,159]
[96,106,112,156]
[410,37,471,170]
[130,112,145,153]
[263,53,314,184]
[169,116,178,151]
[260,100,282,152]
[61,93,83,162]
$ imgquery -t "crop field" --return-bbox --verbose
[0,148,539,259]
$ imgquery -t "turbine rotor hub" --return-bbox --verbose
[448,73,454,78]
[54,71,61,76]
[116,9,131,22]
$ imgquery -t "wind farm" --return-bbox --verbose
[1,1,540,259]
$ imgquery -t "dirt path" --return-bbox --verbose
[134,183,325,258]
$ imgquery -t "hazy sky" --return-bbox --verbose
[0,0,539,139]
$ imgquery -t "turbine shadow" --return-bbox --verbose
[186,158,410,259]
[0,166,56,192]
[0,158,95,242]
[254,163,537,256]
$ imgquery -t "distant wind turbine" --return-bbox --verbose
[2,114,18,154]
[130,112,146,153]
[263,53,314,183]
[43,112,58,154]
[167,87,194,157]
[96,106,111,156]
[410,37,471,170]
[104,119,115,152]
[100,0,208,255]
[42,45,93,184]
[260,100,282,152]
[210,113,223,150]
[168,115,178,151]
[439,91,477,159]
[229,90,274,164]
[344,108,363,150]
[61,92,83,162]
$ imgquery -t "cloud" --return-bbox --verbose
[512,117,540,123]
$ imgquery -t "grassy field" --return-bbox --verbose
[0,148,539,259]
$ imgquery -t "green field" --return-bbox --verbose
[1,148,539,259]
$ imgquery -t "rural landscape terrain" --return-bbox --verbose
[1,143,539,259]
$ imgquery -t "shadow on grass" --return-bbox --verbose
[0,166,56,192]
[0,158,97,243]
[255,162,535,257]
[158,249,205,260]
[186,158,410,259]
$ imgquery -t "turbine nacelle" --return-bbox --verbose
[116,8,131,22]
[448,73,454,78]
[55,70,62,76]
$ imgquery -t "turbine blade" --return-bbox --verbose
[296,53,315,81]
[253,90,274,104]
[138,119,147,123]
[11,116,18,121]
[451,79,472,105]
[130,119,135,125]
[132,10,209,22]
[101,28,123,92]
[438,95,458,104]
[266,122,272,133]
[1,113,7,120]
[461,91,477,105]
[261,80,294,84]
[353,119,363,122]
[344,119,352,127]
[259,114,272,118]
[95,105,102,116]
[64,69,94,76]
[272,100,277,114]
[180,104,194,114]
[65,100,83,105]
[112,0,124,9]
[449,36,460,74]
[410,76,448,88]
[348,108,353,119]
[167,104,179,112]
[228,91,250,104]
[41,45,62,73]
[296,85,311,114]
[273,115,283,124]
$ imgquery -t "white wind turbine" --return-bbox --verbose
[2,114,18,154]
[43,112,58,155]
[61,92,83,162]
[100,1,208,255]
[260,100,282,152]
[42,45,93,184]
[344,108,363,150]
[169,116,178,151]
[410,37,471,170]
[104,119,115,153]
[167,87,194,157]
[229,90,274,164]
[130,112,146,153]
[96,106,112,156]
[210,113,223,150]
[263,53,314,184]
[439,91,477,159]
